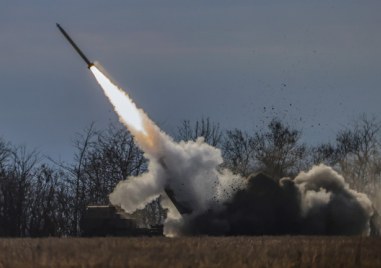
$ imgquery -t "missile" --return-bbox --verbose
[57,23,192,216]
[159,157,193,215]
[56,23,93,68]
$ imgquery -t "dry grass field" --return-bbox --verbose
[0,236,379,267]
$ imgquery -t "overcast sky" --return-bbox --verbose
[1,1,380,162]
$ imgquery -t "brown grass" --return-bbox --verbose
[0,236,379,267]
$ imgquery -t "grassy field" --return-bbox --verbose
[0,236,379,267]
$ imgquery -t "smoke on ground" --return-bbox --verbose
[109,130,247,236]
[108,123,375,236]
[90,65,375,236]
[182,165,374,236]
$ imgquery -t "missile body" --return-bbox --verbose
[56,23,93,68]
[159,157,193,214]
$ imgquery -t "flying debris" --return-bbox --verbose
[56,23,93,68]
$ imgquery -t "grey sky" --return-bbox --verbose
[0,1,380,162]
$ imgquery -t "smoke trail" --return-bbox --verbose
[90,64,375,236]
[90,65,246,236]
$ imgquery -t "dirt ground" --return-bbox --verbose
[0,236,379,267]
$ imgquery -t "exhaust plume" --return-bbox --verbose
[90,65,245,236]
[90,65,146,135]
[90,65,374,236]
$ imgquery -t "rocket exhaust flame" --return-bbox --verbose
[90,66,147,135]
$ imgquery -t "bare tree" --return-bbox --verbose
[222,129,254,177]
[0,138,10,166]
[69,123,98,236]
[251,119,307,180]
[222,118,306,179]
[176,117,223,147]
[27,164,71,237]
[0,138,73,237]
[335,115,381,194]
[311,143,339,167]
[82,124,146,205]
[0,144,40,236]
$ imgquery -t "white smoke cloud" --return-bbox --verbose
[294,164,373,217]
[109,160,166,213]
[300,189,331,216]
[90,65,245,235]
[91,64,375,236]
[109,127,247,235]
[293,164,374,235]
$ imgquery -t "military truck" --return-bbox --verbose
[80,205,163,237]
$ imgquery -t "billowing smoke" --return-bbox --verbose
[90,65,374,236]
[183,165,373,236]
[90,65,245,236]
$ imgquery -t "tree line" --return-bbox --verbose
[0,115,380,236]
